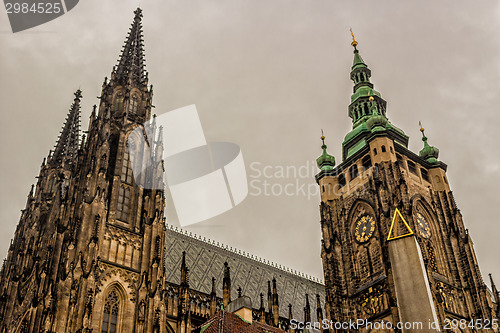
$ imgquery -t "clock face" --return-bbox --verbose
[416,213,431,238]
[354,215,376,243]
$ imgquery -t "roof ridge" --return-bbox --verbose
[166,224,324,285]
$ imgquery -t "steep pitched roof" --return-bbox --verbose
[164,225,325,318]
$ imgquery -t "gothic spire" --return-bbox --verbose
[180,251,189,287]
[489,274,499,305]
[316,294,323,323]
[340,32,409,161]
[223,262,231,308]
[49,90,81,168]
[304,293,311,323]
[113,8,147,86]
[348,32,387,127]
[272,278,279,326]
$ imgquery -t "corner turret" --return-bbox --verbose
[316,132,336,171]
[419,123,440,163]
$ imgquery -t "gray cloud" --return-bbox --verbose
[1,0,499,285]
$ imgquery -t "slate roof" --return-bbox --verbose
[164,225,325,318]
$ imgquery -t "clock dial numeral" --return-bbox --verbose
[354,215,376,243]
[416,213,431,238]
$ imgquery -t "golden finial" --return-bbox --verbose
[321,129,325,141]
[419,121,424,132]
[350,28,358,48]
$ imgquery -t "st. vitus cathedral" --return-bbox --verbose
[0,8,498,333]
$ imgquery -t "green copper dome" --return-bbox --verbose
[316,136,336,171]
[419,127,439,163]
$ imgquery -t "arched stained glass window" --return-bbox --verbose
[129,94,139,113]
[117,186,130,222]
[102,290,120,333]
[122,148,134,185]
[113,91,124,112]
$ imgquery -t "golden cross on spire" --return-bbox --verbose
[350,28,358,47]
[419,121,424,133]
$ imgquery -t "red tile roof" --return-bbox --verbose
[196,311,286,333]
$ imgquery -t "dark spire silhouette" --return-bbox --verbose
[113,8,147,85]
[304,293,311,323]
[49,89,81,167]
[180,251,189,287]
[316,294,323,323]
[223,262,231,308]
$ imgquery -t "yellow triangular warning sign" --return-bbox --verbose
[387,208,414,241]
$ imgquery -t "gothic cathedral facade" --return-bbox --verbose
[316,36,499,331]
[0,9,168,332]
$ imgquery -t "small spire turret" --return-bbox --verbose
[180,251,189,287]
[304,293,311,323]
[418,122,440,163]
[490,274,499,305]
[210,277,217,316]
[316,131,336,171]
[223,262,231,308]
[259,293,266,323]
[272,278,279,326]
[49,89,81,168]
[316,294,323,324]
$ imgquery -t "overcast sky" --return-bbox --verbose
[1,0,499,287]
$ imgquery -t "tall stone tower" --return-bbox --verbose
[0,8,166,332]
[316,35,499,332]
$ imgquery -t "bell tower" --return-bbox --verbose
[316,34,499,332]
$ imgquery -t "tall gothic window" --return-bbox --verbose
[113,91,124,112]
[47,176,58,193]
[129,94,139,113]
[122,148,134,184]
[101,290,120,333]
[117,186,130,222]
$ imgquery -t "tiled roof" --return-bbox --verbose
[164,225,325,318]
[197,311,286,333]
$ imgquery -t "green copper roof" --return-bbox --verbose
[352,49,367,70]
[419,127,439,163]
[340,37,410,161]
[316,136,336,171]
[350,86,381,104]
[365,99,388,132]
